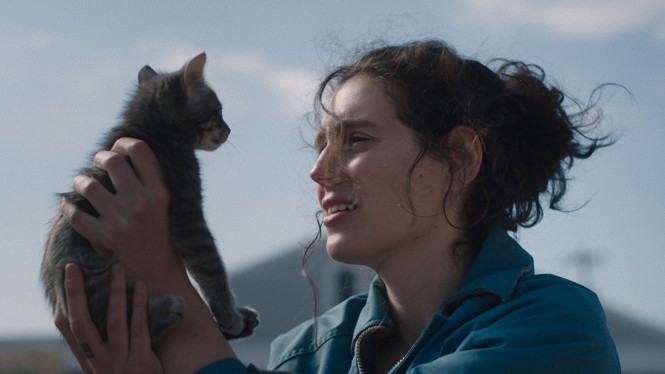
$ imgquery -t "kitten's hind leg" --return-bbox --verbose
[147,295,186,341]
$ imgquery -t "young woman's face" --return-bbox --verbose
[310,75,451,270]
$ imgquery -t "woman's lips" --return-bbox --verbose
[322,203,358,226]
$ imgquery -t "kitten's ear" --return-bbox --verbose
[183,52,207,86]
[138,66,158,85]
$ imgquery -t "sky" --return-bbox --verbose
[1,1,664,339]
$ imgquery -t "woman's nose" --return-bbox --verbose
[309,149,328,183]
[310,148,341,185]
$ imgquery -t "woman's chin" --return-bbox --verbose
[325,238,370,267]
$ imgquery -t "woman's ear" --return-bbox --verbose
[447,126,483,187]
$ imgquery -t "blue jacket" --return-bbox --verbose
[198,229,620,373]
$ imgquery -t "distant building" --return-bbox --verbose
[4,240,665,373]
[229,239,375,369]
[0,338,77,374]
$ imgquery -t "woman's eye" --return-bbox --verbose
[348,134,369,143]
[347,134,371,149]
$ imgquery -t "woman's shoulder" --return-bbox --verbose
[268,293,368,371]
[478,272,617,351]
[273,293,368,349]
[515,272,605,315]
[434,273,620,372]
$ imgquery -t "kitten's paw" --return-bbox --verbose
[222,307,259,339]
[148,295,186,340]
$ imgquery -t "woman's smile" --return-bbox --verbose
[321,196,359,226]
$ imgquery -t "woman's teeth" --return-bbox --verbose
[327,204,357,215]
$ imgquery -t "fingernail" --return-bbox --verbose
[64,263,76,280]
[71,174,81,189]
[60,198,72,216]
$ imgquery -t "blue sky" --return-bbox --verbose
[1,1,664,338]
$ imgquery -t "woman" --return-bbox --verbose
[57,40,620,373]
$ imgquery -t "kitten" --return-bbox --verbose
[41,52,258,342]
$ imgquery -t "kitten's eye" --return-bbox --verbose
[200,119,214,130]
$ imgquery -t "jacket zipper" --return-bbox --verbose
[387,317,441,374]
[355,325,409,374]
[354,325,383,374]
[388,355,407,374]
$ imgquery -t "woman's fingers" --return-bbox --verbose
[109,138,166,191]
[77,138,167,221]
[65,138,170,256]
[63,263,109,367]
[107,264,129,361]
[129,281,149,349]
[54,301,94,374]
[92,149,142,199]
[57,264,163,373]
[128,281,165,372]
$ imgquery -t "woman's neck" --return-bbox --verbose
[377,236,470,346]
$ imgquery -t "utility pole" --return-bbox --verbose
[567,249,604,289]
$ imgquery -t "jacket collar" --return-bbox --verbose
[440,228,534,315]
[354,228,533,337]
[352,276,393,340]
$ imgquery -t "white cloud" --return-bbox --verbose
[463,0,665,40]
[266,68,319,116]
[217,52,268,74]
[157,46,207,71]
[214,51,319,116]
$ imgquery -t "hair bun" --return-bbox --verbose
[483,61,613,229]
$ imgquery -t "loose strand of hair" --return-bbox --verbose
[299,210,324,344]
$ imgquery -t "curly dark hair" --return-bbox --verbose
[313,40,614,256]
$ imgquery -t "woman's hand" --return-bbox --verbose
[60,137,238,371]
[61,137,180,283]
[55,263,164,374]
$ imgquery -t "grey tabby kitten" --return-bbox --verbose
[41,52,258,342]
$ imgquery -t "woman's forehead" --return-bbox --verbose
[328,76,391,113]
[321,77,397,128]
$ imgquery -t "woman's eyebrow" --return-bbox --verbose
[321,118,376,135]
[338,119,378,131]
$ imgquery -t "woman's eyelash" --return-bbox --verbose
[348,134,369,142]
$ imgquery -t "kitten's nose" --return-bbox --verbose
[218,131,229,143]
[218,121,230,143]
